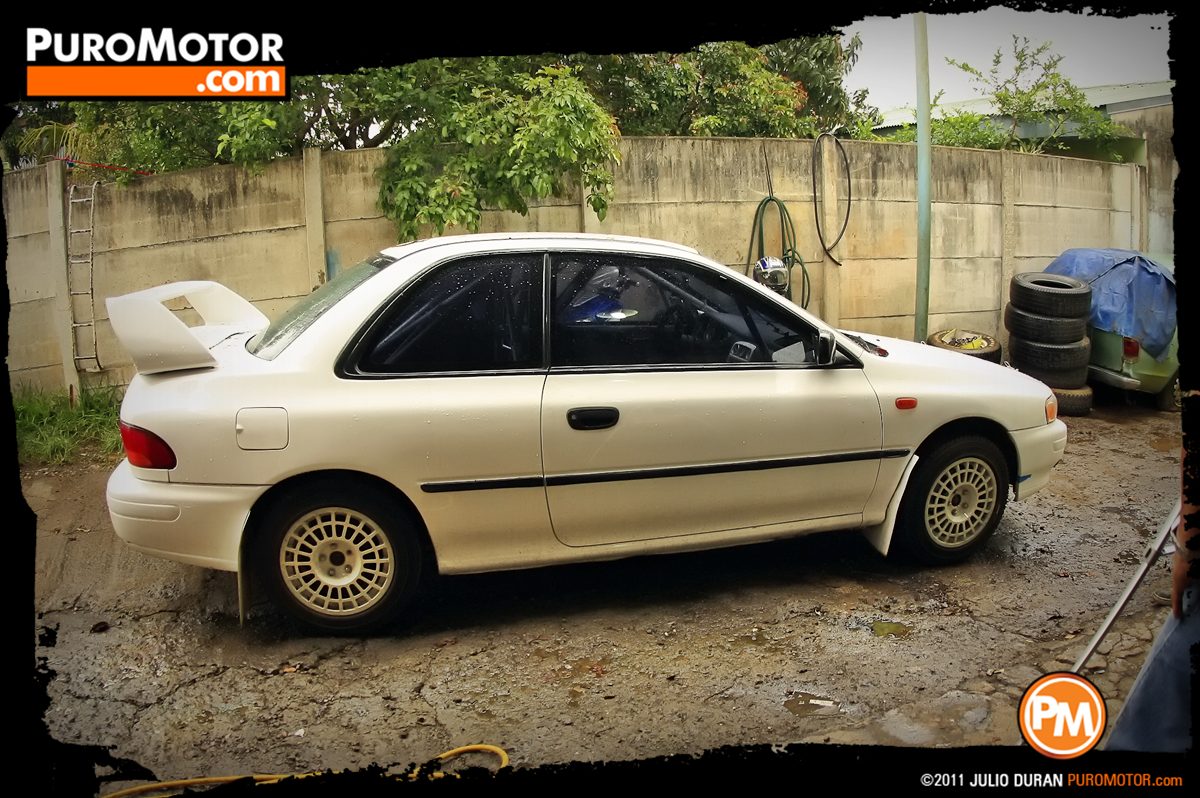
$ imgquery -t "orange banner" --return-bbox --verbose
[27,65,286,97]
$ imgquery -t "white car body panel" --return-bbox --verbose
[541,369,884,546]
[105,232,1068,595]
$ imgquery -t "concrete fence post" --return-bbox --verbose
[46,160,81,397]
[1134,163,1149,252]
[819,137,842,329]
[997,150,1017,353]
[303,148,329,283]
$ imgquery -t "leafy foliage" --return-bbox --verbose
[761,34,880,134]
[890,36,1130,156]
[573,42,813,138]
[4,36,875,234]
[376,63,620,240]
[887,91,1006,150]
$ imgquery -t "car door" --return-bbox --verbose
[340,252,552,550]
[541,252,885,548]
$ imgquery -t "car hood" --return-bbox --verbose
[840,329,1055,423]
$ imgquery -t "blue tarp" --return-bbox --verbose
[1043,248,1177,360]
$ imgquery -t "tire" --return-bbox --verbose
[1010,273,1092,319]
[254,480,423,635]
[894,436,1010,564]
[925,329,1003,364]
[1053,385,1093,416]
[1156,372,1181,412]
[1012,362,1090,389]
[1008,335,1091,372]
[1003,303,1087,344]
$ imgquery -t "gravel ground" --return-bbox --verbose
[28,395,1183,785]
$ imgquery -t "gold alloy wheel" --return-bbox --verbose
[923,457,999,548]
[278,507,395,616]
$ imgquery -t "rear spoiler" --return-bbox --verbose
[106,281,269,375]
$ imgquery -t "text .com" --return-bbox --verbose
[25,28,287,99]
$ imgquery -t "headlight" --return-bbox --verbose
[1045,395,1058,424]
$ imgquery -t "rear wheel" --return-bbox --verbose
[895,436,1009,564]
[255,481,423,634]
[1156,373,1181,412]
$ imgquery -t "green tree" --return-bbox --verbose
[948,35,1127,154]
[887,91,1006,149]
[6,38,877,234]
[889,37,1129,157]
[760,34,880,134]
[375,63,620,241]
[572,41,813,138]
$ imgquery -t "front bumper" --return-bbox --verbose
[107,459,268,571]
[1010,419,1068,500]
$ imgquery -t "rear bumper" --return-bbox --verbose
[1011,420,1068,500]
[1089,364,1141,390]
[106,459,268,571]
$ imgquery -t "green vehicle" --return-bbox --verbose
[1047,250,1179,411]
[1088,323,1179,410]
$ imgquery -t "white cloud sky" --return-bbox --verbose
[840,9,1172,114]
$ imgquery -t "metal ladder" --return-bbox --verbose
[67,181,102,372]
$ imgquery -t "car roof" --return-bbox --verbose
[379,232,701,260]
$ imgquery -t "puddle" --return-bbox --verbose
[872,621,911,638]
[784,692,840,716]
[732,626,775,649]
[1150,436,1179,453]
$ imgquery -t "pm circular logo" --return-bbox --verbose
[1019,672,1107,759]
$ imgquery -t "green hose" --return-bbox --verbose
[745,194,811,308]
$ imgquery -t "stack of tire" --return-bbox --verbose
[1005,273,1093,416]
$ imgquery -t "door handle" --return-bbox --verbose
[567,407,620,430]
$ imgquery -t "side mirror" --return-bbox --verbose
[816,329,837,366]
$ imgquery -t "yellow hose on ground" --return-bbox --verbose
[103,744,510,797]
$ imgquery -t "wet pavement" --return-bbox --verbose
[29,397,1182,781]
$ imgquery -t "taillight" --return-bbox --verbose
[1122,337,1140,361]
[120,422,177,469]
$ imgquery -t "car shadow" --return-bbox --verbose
[241,529,953,641]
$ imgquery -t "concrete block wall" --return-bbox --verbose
[5,137,1151,391]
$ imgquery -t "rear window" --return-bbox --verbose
[247,254,394,360]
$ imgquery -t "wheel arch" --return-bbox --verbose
[914,417,1018,490]
[239,469,439,579]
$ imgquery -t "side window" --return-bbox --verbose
[356,254,543,374]
[550,254,818,367]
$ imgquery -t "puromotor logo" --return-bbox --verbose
[1018,672,1107,759]
[25,28,286,99]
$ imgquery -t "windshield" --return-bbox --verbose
[247,254,394,360]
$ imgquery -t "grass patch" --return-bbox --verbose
[12,384,124,465]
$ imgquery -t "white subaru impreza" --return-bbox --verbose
[106,233,1067,633]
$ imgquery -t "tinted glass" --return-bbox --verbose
[248,254,393,360]
[550,254,816,367]
[357,254,543,373]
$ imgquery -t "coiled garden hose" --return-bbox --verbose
[812,132,852,266]
[745,188,811,308]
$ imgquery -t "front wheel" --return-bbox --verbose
[894,436,1009,564]
[254,481,423,634]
